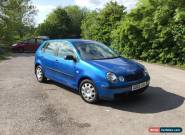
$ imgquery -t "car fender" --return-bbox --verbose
[75,60,107,88]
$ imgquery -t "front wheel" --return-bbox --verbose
[79,79,98,103]
[35,66,47,83]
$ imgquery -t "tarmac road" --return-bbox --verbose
[0,53,184,135]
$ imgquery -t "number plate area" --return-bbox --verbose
[132,81,148,91]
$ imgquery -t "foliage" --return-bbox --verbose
[81,1,126,45]
[0,0,36,44]
[81,0,185,66]
[36,8,71,38]
[65,6,88,37]
[0,43,11,61]
[110,0,185,65]
[36,6,87,38]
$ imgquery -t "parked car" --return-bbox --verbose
[35,39,150,103]
[11,36,49,53]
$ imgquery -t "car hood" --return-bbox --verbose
[86,57,144,75]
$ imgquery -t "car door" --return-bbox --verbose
[42,42,58,80]
[24,38,36,52]
[55,41,77,87]
[20,40,29,51]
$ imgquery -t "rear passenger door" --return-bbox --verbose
[42,42,58,80]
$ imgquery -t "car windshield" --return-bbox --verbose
[75,42,119,60]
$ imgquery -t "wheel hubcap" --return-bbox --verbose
[36,67,43,80]
[81,83,96,102]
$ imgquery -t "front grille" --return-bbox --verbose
[125,71,144,82]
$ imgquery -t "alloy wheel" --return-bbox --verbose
[81,82,96,102]
[36,67,43,81]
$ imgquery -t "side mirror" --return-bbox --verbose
[64,55,77,62]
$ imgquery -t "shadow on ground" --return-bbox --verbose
[47,80,79,95]
[49,81,184,114]
[97,86,185,114]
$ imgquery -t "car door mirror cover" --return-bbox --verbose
[65,55,77,62]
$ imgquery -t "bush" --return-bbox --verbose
[110,0,185,66]
[81,1,126,45]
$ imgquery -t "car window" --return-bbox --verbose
[75,42,119,60]
[22,40,27,43]
[22,39,30,44]
[57,42,76,58]
[44,42,58,56]
[37,39,44,45]
[27,38,35,44]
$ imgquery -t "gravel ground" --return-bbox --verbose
[0,53,184,135]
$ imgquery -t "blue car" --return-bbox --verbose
[35,39,150,103]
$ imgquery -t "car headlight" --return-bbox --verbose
[12,44,17,47]
[106,72,117,82]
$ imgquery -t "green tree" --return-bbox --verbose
[64,6,87,37]
[111,0,185,65]
[0,0,36,44]
[81,11,99,40]
[81,1,126,45]
[36,6,87,38]
[37,8,71,38]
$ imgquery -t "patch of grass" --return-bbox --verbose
[0,44,12,61]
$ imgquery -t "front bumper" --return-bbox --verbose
[95,76,150,100]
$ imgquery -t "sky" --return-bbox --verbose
[32,0,138,25]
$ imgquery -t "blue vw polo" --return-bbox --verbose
[35,39,150,103]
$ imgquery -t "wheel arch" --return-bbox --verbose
[77,76,94,90]
[35,62,43,74]
[35,63,40,74]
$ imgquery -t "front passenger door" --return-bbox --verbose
[55,42,77,87]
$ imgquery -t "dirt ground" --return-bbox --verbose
[0,53,184,135]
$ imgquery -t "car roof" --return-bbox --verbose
[37,36,49,39]
[47,39,96,46]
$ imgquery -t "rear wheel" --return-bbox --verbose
[79,79,98,103]
[35,65,47,83]
[18,47,24,53]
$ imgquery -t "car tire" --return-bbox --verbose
[35,65,47,83]
[12,48,16,53]
[18,47,24,53]
[79,79,99,103]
